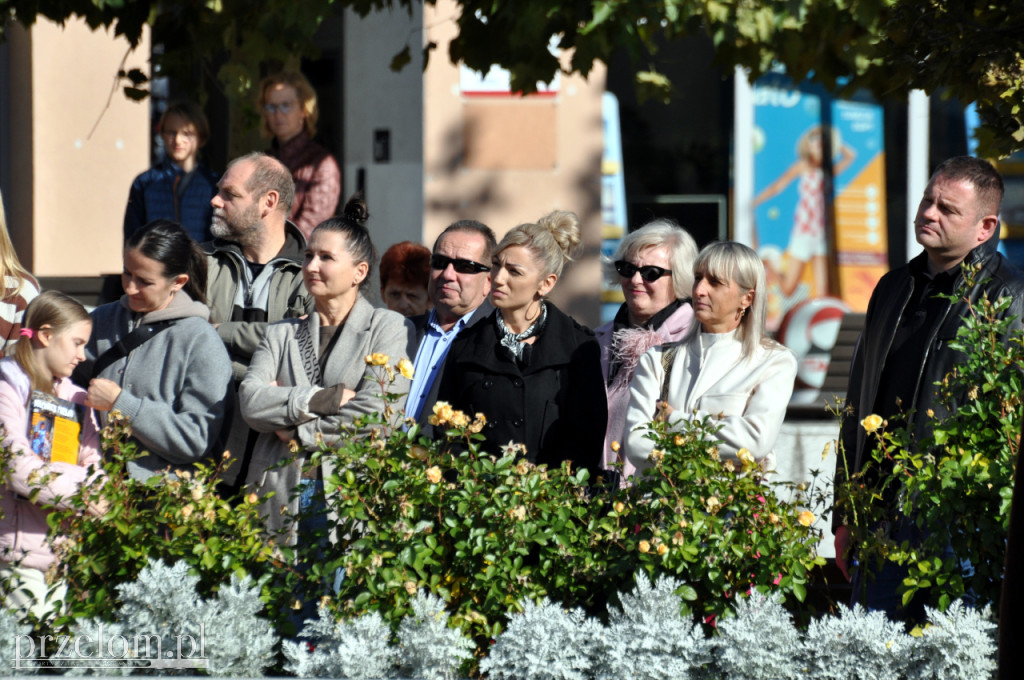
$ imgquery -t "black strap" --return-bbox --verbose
[91,321,176,378]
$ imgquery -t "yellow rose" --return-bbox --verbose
[365,353,389,366]
[181,504,194,518]
[860,414,883,434]
[426,466,442,484]
[191,486,204,502]
[722,459,736,473]
[705,496,721,513]
[736,448,755,468]
[673,434,685,447]
[610,440,621,453]
[450,411,470,429]
[613,501,625,513]
[246,492,258,505]
[768,512,780,524]
[203,508,216,522]
[657,543,668,555]
[797,510,815,527]
[404,581,418,595]
[467,413,487,434]
[432,401,454,425]
[650,449,665,464]
[397,358,414,380]
[638,540,651,554]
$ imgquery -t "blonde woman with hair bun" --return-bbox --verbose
[436,210,607,481]
[0,190,40,357]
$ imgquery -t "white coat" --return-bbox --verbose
[623,329,797,476]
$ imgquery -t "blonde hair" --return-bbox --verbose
[0,190,38,302]
[14,291,91,395]
[495,210,582,280]
[691,241,774,359]
[259,71,319,138]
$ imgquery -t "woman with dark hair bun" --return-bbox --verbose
[239,194,416,540]
[73,220,233,480]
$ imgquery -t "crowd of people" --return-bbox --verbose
[2,75,1021,661]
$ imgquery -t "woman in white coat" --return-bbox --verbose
[239,195,415,540]
[624,241,797,476]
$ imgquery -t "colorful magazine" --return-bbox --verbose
[28,391,83,465]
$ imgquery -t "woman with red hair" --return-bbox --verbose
[379,241,432,318]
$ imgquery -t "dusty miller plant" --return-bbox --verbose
[64,559,277,676]
[905,600,997,679]
[598,571,710,680]
[396,590,475,680]
[282,607,396,679]
[478,597,603,680]
[800,602,910,680]
[711,590,801,680]
[0,606,35,675]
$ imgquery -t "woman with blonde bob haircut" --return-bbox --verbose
[595,218,698,485]
[259,70,341,239]
[623,241,797,477]
[436,210,607,480]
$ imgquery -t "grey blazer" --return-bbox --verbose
[238,296,416,538]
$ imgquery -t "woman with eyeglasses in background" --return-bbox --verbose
[259,71,341,240]
[435,211,606,482]
[594,219,698,486]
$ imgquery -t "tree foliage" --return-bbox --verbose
[2,1,1022,154]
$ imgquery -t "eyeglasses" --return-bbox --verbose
[614,260,672,282]
[262,101,297,115]
[430,254,491,275]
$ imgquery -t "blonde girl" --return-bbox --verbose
[0,291,104,620]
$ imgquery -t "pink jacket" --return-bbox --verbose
[0,358,102,571]
[595,303,694,484]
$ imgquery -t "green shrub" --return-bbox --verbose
[302,358,824,656]
[46,412,297,631]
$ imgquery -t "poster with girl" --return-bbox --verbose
[752,77,888,331]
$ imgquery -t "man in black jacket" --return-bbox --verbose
[834,156,1024,620]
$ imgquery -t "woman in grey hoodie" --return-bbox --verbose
[74,220,233,480]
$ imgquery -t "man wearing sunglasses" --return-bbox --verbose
[406,220,497,431]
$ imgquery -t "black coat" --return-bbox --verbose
[435,303,606,479]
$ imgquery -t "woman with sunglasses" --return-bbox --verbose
[259,71,341,240]
[623,242,797,476]
[435,211,606,481]
[595,219,699,485]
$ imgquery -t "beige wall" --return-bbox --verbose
[422,1,606,325]
[7,18,150,277]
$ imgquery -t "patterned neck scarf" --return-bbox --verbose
[496,302,548,360]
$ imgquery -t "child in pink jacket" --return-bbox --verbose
[0,290,104,620]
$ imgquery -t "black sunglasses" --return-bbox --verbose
[430,254,491,275]
[614,260,672,282]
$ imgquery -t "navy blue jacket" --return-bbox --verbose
[124,161,218,243]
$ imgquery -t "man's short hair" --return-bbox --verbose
[434,220,497,261]
[932,156,1004,219]
[227,152,296,214]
